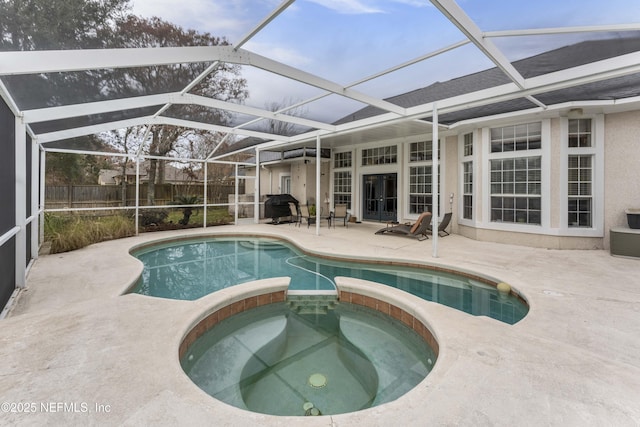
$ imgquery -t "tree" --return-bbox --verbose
[102,16,248,205]
[262,98,309,137]
[45,135,115,185]
[1,0,132,187]
[102,127,146,205]
[0,0,131,108]
[0,0,128,51]
[1,2,248,204]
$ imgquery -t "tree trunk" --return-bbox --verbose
[158,159,165,184]
[147,158,157,205]
[120,159,128,207]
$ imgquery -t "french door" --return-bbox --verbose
[362,173,397,222]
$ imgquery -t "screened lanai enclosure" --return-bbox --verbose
[2,0,640,312]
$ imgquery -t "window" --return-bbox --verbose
[333,171,352,209]
[568,155,592,227]
[568,119,592,148]
[362,145,396,165]
[463,161,473,220]
[280,175,291,194]
[490,122,541,153]
[409,140,439,162]
[490,157,541,224]
[409,165,439,214]
[462,133,473,220]
[408,140,441,215]
[334,151,352,168]
[566,117,594,228]
[463,133,473,156]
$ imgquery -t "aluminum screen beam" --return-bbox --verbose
[0,46,405,117]
[22,92,335,132]
[30,47,640,149]
[484,23,640,38]
[36,115,291,144]
[0,46,237,75]
[240,50,407,117]
[233,0,296,50]
[429,0,526,89]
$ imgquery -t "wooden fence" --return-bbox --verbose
[45,182,244,209]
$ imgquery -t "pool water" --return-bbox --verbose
[181,301,436,416]
[132,237,528,324]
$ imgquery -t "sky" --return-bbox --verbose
[128,0,640,124]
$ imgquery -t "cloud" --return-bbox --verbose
[129,0,281,42]
[391,0,431,7]
[243,40,312,68]
[304,0,384,14]
[303,0,428,14]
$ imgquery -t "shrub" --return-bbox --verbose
[137,209,169,226]
[45,213,136,253]
[172,195,201,226]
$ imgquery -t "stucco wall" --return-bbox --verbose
[254,160,330,209]
[603,110,640,249]
[444,134,458,234]
[247,110,639,249]
[458,224,603,249]
[549,118,562,230]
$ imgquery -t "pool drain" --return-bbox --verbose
[308,373,327,388]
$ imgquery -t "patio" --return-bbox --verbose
[2,223,639,426]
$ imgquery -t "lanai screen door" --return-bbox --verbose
[362,173,397,222]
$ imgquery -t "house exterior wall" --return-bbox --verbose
[604,110,640,247]
[453,111,640,250]
[455,116,606,249]
[444,134,458,234]
[258,163,290,196]
[251,109,637,250]
[252,160,330,212]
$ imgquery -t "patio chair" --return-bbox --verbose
[299,205,316,228]
[331,204,348,228]
[427,212,452,236]
[375,212,432,241]
[289,202,301,227]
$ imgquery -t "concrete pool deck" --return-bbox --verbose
[1,222,639,426]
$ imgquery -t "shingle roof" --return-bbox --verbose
[335,35,640,126]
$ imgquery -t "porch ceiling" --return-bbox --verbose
[1,1,640,162]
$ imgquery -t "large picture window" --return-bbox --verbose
[490,156,541,224]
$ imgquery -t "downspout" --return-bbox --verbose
[432,103,439,258]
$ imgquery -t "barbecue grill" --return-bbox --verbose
[264,194,299,224]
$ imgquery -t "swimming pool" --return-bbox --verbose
[182,301,436,416]
[132,236,528,324]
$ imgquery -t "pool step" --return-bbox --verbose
[287,293,338,315]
